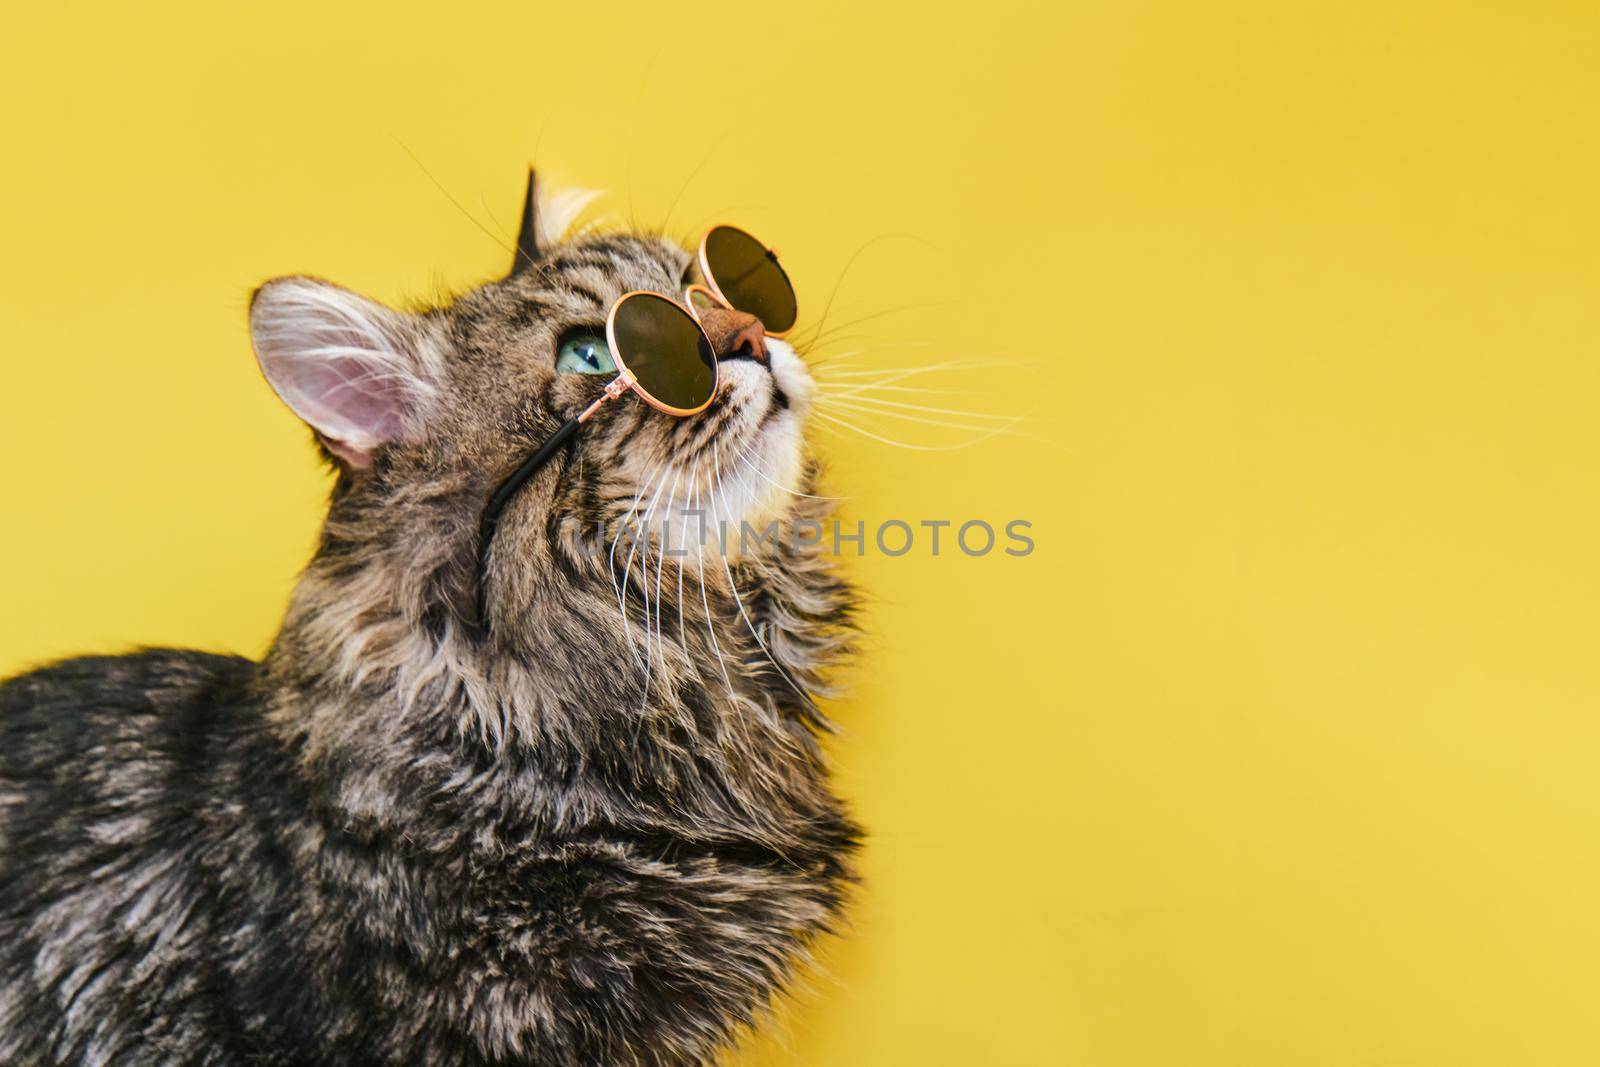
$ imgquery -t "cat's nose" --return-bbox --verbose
[696,306,769,365]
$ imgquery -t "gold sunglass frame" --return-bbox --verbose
[694,224,797,339]
[593,290,719,420]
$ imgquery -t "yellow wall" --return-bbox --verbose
[4,2,1600,1063]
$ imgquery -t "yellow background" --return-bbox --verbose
[4,2,1600,1063]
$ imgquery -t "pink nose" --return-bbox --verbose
[696,306,769,364]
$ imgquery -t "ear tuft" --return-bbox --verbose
[249,277,437,468]
[509,168,604,275]
[512,168,543,273]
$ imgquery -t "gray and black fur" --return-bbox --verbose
[0,173,860,1065]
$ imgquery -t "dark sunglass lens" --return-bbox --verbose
[610,293,717,412]
[704,225,798,334]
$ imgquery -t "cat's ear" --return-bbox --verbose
[511,167,544,273]
[509,169,602,273]
[249,276,438,469]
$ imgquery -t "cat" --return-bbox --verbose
[0,172,860,1066]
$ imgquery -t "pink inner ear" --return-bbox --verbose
[252,277,430,469]
[269,355,411,469]
[287,354,412,441]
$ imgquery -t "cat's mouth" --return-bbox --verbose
[719,354,790,411]
[654,338,811,544]
[717,339,809,415]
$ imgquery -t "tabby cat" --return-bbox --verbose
[0,172,859,1066]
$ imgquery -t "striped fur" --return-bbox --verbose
[0,223,859,1065]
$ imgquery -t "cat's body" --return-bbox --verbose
[0,177,859,1065]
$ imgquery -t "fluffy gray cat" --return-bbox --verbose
[0,173,860,1065]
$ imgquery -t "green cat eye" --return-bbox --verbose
[555,332,616,375]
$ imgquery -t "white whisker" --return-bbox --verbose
[794,232,928,348]
[794,301,949,351]
[710,450,815,710]
[675,457,701,673]
[692,474,736,699]
[608,463,663,670]
[728,436,844,502]
[633,475,670,701]
[619,465,671,675]
[805,338,938,368]
[810,407,1019,451]
[812,356,1027,379]
[818,392,1023,423]
[815,396,1025,436]
[817,380,990,399]
[648,463,682,690]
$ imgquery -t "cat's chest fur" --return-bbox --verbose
[254,673,858,1064]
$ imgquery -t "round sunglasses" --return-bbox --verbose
[473,225,797,631]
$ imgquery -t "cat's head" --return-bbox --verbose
[250,173,847,754]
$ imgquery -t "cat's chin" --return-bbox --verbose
[713,339,812,421]
[765,338,813,413]
[710,339,813,539]
[639,339,814,559]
